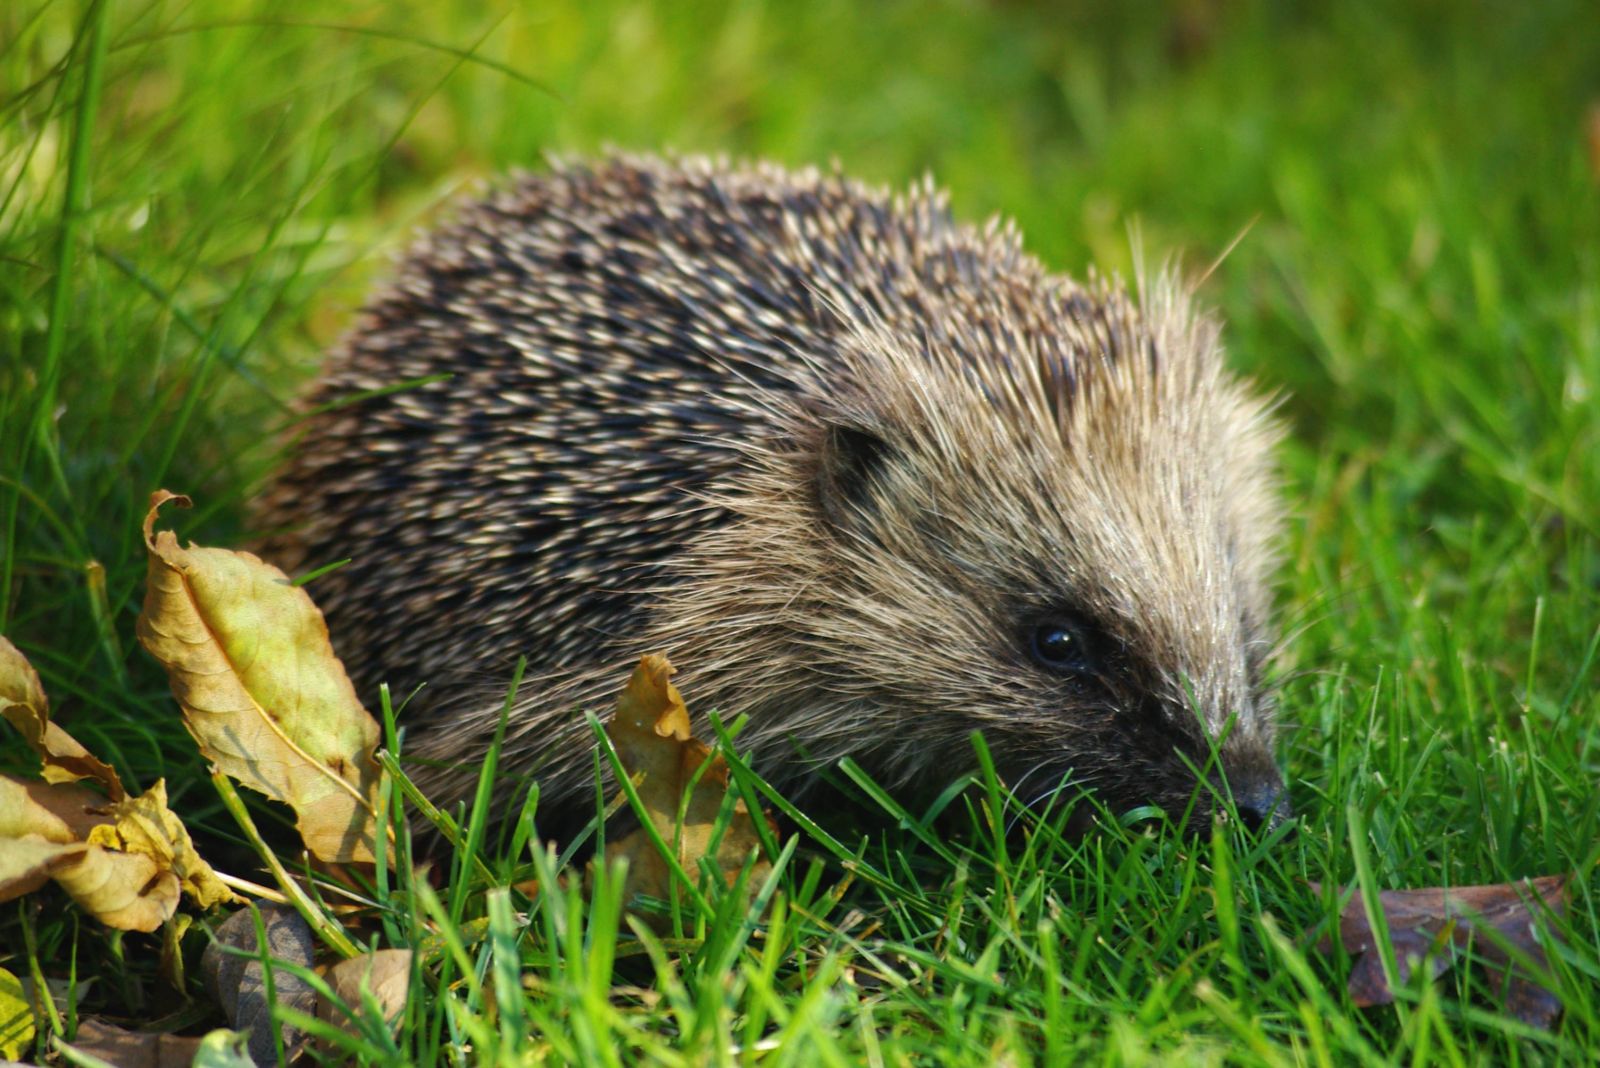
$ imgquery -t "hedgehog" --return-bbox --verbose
[257,153,1289,834]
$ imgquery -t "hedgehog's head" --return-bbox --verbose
[668,273,1287,832]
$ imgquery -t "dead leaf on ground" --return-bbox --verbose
[1311,875,1570,1030]
[317,948,413,1049]
[92,780,240,910]
[0,774,181,931]
[0,635,122,796]
[57,1017,210,1068]
[599,654,773,918]
[0,636,240,924]
[136,490,384,864]
[201,905,317,1066]
[0,773,238,925]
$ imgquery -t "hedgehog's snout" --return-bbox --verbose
[1226,768,1290,832]
[1215,733,1290,832]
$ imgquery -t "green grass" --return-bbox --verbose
[3,0,1598,1063]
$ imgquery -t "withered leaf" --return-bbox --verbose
[317,948,413,1050]
[59,1017,209,1068]
[1,639,240,920]
[0,635,121,797]
[1312,875,1569,1030]
[0,771,238,921]
[202,904,317,1066]
[601,654,772,916]
[136,490,383,863]
[93,780,240,909]
[0,775,181,931]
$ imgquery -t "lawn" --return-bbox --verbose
[2,0,1597,1063]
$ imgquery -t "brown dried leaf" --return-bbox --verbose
[1312,875,1569,1029]
[0,774,110,845]
[136,490,383,863]
[1,769,237,925]
[0,831,180,933]
[600,654,772,915]
[318,948,413,1046]
[1,584,241,926]
[0,635,121,797]
[0,774,179,930]
[59,1017,209,1068]
[94,780,241,909]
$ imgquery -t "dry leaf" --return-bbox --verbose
[92,780,240,910]
[600,654,772,915]
[0,775,181,931]
[202,905,317,1066]
[58,1017,208,1068]
[136,490,383,863]
[2,637,240,910]
[0,775,236,925]
[0,774,109,845]
[1312,875,1569,1030]
[318,949,413,1047]
[0,828,180,932]
[0,635,121,796]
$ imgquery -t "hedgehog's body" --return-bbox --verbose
[260,155,1287,830]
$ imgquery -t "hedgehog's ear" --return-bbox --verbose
[815,422,897,531]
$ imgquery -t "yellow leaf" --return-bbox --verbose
[0,640,239,919]
[103,780,240,909]
[0,774,110,845]
[0,635,122,797]
[0,824,179,933]
[0,965,34,1061]
[1,775,181,931]
[601,655,772,915]
[135,490,383,863]
[52,841,181,933]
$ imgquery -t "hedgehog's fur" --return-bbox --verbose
[259,153,1287,831]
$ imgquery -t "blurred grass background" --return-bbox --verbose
[3,0,1598,1060]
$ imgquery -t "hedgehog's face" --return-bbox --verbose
[769,291,1289,832]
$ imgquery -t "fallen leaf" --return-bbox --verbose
[318,948,413,1047]
[93,780,240,909]
[0,774,109,845]
[600,654,772,917]
[136,490,383,863]
[0,966,33,1061]
[0,775,180,931]
[58,1017,207,1068]
[1,569,243,934]
[1312,875,1569,1029]
[202,905,317,1066]
[0,635,121,797]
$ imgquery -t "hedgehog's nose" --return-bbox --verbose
[1232,776,1290,833]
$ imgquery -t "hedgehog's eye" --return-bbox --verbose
[1030,620,1092,674]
